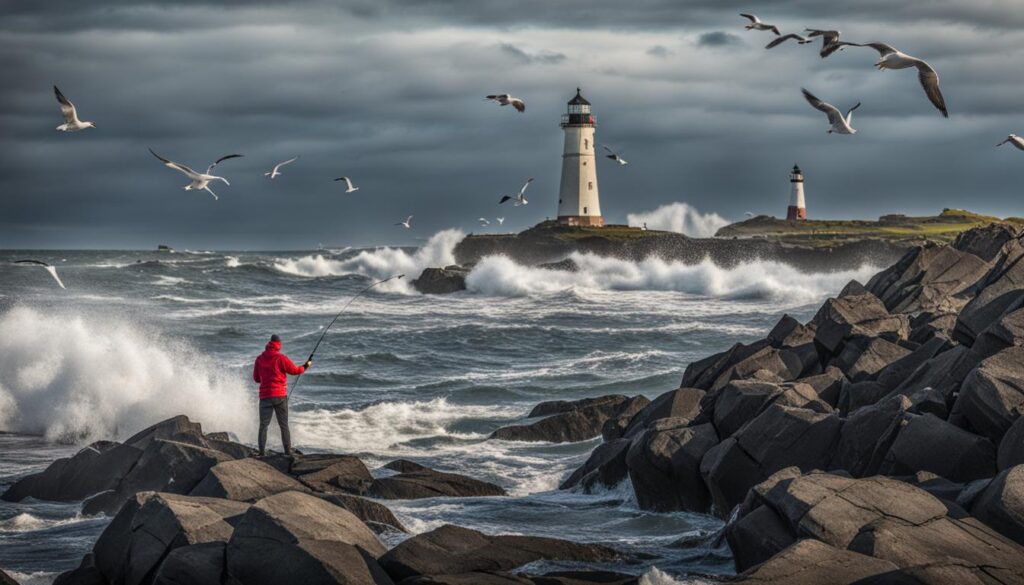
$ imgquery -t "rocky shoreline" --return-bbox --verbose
[5,223,1024,584]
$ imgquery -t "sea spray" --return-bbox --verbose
[627,202,730,238]
[0,306,253,444]
[273,229,465,292]
[465,253,880,304]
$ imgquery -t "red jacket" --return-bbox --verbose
[253,340,306,399]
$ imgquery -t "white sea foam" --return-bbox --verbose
[626,202,730,238]
[0,307,254,444]
[466,253,879,304]
[272,229,465,292]
[225,256,241,268]
[5,571,55,585]
[0,513,90,533]
[639,567,712,585]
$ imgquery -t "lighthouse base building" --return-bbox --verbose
[557,89,604,227]
[786,164,807,221]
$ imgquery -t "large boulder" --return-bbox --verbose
[189,458,308,502]
[624,422,718,512]
[766,314,816,348]
[725,504,796,572]
[491,395,649,443]
[836,380,889,417]
[953,222,1019,262]
[954,246,1024,344]
[732,539,898,585]
[92,492,249,585]
[559,438,630,492]
[792,367,846,407]
[830,395,911,477]
[1,441,142,503]
[811,293,908,355]
[708,346,806,391]
[969,464,1024,545]
[951,346,1024,444]
[226,491,390,585]
[321,494,407,534]
[618,387,704,439]
[832,336,911,383]
[152,542,225,585]
[368,464,506,500]
[878,414,997,483]
[680,340,771,390]
[999,415,1024,471]
[413,266,469,294]
[873,336,951,392]
[711,381,783,439]
[865,245,990,315]
[291,454,374,495]
[377,524,620,582]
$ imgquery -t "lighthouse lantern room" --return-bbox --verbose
[557,88,604,227]
[786,164,807,221]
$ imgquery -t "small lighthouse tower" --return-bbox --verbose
[557,88,604,227]
[786,164,807,221]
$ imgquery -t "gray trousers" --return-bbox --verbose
[258,397,290,455]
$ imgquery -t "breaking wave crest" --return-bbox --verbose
[466,253,879,304]
[626,202,729,238]
[0,307,254,444]
[272,229,465,292]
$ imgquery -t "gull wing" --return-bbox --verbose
[499,195,512,204]
[150,149,201,179]
[208,154,243,174]
[511,99,525,113]
[915,61,949,118]
[801,88,843,125]
[520,178,534,195]
[54,86,80,124]
[854,42,898,56]
[766,34,806,49]
[740,13,760,23]
[15,260,65,289]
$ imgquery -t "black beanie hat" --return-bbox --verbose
[270,334,281,342]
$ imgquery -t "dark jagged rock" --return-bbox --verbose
[968,464,1024,545]
[413,266,469,294]
[830,395,911,477]
[999,415,1024,471]
[491,395,649,443]
[377,524,620,582]
[953,222,1019,262]
[865,245,989,315]
[1,441,141,503]
[526,395,629,418]
[189,458,308,502]
[368,464,506,500]
[321,493,407,534]
[766,314,816,348]
[92,492,249,585]
[559,438,630,491]
[874,336,952,392]
[954,239,1024,344]
[625,422,717,512]
[619,387,703,440]
[837,380,889,416]
[811,293,908,355]
[951,346,1024,444]
[383,459,432,473]
[833,336,911,383]
[726,504,795,572]
[792,367,846,407]
[225,490,389,585]
[293,454,374,495]
[732,539,898,584]
[680,340,771,390]
[710,381,783,439]
[152,542,225,585]
[878,413,997,482]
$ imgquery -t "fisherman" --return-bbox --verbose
[253,334,312,457]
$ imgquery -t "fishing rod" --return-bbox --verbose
[289,273,405,396]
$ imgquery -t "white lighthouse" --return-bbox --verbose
[786,164,807,221]
[557,88,604,227]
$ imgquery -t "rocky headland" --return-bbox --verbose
[7,223,1024,584]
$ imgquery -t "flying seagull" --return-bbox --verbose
[265,156,298,179]
[804,29,854,58]
[334,176,359,193]
[478,218,491,227]
[149,149,242,200]
[997,135,1024,151]
[496,217,505,225]
[395,215,413,229]
[850,43,948,118]
[53,86,95,132]
[802,88,860,135]
[602,145,629,165]
[485,94,526,113]
[744,211,756,217]
[14,260,66,289]
[765,33,812,49]
[499,178,534,206]
[740,14,780,35]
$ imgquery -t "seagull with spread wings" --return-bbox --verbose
[334,176,360,193]
[395,216,413,229]
[802,88,860,135]
[265,156,298,179]
[765,33,812,49]
[149,149,242,200]
[14,260,66,289]
[740,14,781,35]
[53,86,95,132]
[849,43,948,118]
[498,178,534,206]
[804,29,855,58]
[485,94,526,113]
[602,145,629,165]
[997,135,1024,151]
[478,218,491,227]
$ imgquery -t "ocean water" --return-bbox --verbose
[0,231,881,583]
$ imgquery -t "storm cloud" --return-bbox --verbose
[2,0,1023,249]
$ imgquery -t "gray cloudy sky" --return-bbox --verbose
[2,0,1023,249]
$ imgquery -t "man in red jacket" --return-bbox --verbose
[252,334,312,456]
